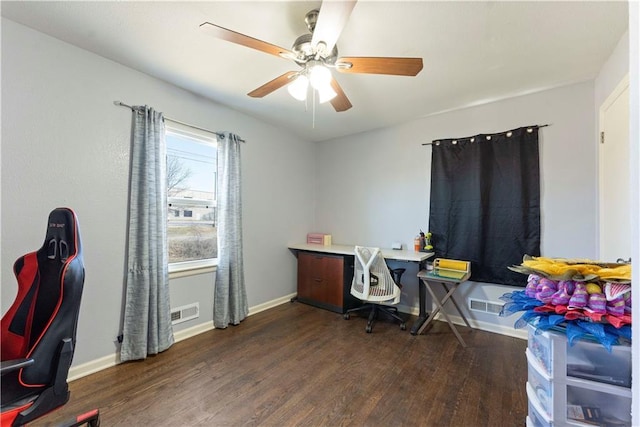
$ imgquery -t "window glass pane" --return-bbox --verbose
[166,130,217,264]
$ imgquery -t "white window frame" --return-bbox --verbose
[165,122,218,278]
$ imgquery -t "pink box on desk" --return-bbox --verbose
[307,233,332,245]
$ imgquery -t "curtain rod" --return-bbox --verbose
[113,101,245,143]
[422,124,550,146]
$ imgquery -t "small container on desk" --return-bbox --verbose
[306,233,332,245]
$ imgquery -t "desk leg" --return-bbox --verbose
[442,283,472,329]
[410,268,428,335]
[417,281,468,347]
[435,283,467,347]
[415,281,446,335]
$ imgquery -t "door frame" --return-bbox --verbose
[598,73,629,260]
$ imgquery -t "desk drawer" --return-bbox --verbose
[297,251,357,313]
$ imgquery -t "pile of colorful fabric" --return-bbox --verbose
[500,256,631,351]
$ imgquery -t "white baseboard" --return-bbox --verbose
[68,353,119,382]
[173,322,215,343]
[248,293,297,316]
[396,303,526,340]
[68,294,296,382]
[433,312,528,340]
[68,322,218,381]
[397,303,420,317]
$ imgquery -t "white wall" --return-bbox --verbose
[595,30,629,110]
[314,81,598,334]
[0,19,315,366]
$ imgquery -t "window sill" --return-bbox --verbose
[169,259,217,279]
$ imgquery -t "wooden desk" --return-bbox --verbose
[288,243,434,334]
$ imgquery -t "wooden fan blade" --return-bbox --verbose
[336,57,423,76]
[248,71,298,98]
[329,77,352,112]
[200,22,294,59]
[311,0,357,54]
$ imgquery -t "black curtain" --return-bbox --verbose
[428,126,541,286]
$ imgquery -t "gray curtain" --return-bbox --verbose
[121,106,174,361]
[214,132,248,328]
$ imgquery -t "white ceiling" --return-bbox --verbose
[1,1,628,142]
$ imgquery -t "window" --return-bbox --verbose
[166,124,217,272]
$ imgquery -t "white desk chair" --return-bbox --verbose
[344,246,406,333]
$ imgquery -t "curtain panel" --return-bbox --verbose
[428,126,541,286]
[214,132,248,328]
[121,106,174,361]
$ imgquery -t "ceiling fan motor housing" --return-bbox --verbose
[304,9,319,32]
[291,34,338,65]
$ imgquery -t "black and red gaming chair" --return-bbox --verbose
[1,208,99,427]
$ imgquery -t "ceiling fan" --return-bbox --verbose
[199,1,423,112]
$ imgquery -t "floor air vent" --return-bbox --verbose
[171,303,199,325]
[468,298,503,315]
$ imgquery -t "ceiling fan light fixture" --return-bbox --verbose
[309,63,332,90]
[287,74,309,101]
[203,2,423,114]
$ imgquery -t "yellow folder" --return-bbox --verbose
[428,258,471,281]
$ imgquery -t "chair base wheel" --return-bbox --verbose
[365,325,372,333]
[343,313,350,320]
[400,323,407,330]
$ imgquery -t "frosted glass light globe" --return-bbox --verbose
[287,75,309,101]
[309,65,332,90]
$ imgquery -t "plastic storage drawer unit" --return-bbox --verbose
[527,383,553,427]
[526,323,631,426]
[527,349,553,417]
[566,338,631,388]
[566,383,631,426]
[527,323,552,376]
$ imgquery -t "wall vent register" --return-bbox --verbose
[171,303,200,325]
[468,298,503,315]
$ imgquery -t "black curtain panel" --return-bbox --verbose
[428,126,541,286]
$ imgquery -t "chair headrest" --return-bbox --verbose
[42,208,81,262]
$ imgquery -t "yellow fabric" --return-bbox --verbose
[521,256,631,281]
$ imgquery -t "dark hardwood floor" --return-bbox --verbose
[32,302,527,426]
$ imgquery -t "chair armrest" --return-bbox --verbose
[0,358,35,375]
